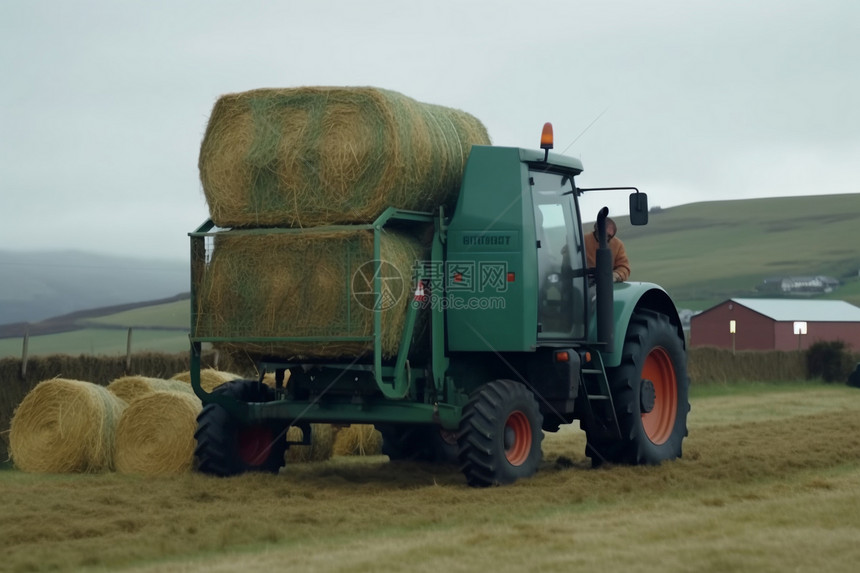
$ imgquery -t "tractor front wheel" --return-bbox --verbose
[586,309,690,466]
[194,379,288,476]
[458,379,543,487]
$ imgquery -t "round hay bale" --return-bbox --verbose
[196,228,425,360]
[285,424,335,463]
[170,369,243,392]
[333,424,383,456]
[9,378,126,473]
[107,375,194,404]
[170,369,281,391]
[114,391,202,476]
[198,86,491,228]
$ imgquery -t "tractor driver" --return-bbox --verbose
[583,217,630,282]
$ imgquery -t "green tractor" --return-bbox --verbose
[189,124,690,487]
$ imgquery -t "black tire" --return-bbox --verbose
[194,379,288,477]
[586,309,690,466]
[458,379,544,487]
[377,424,459,464]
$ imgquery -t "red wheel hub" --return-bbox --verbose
[641,347,678,445]
[504,411,532,466]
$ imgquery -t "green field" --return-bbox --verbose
[81,300,189,329]
[0,328,191,358]
[2,382,859,572]
[619,193,860,309]
[0,300,191,358]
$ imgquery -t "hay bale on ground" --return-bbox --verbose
[199,86,491,228]
[170,369,282,391]
[196,228,425,360]
[169,368,244,392]
[107,375,194,404]
[9,379,126,473]
[286,424,335,463]
[115,391,202,476]
[333,424,383,456]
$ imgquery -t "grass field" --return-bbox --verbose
[2,381,859,572]
[81,300,188,329]
[0,299,191,358]
[0,327,191,358]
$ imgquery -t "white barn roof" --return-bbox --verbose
[731,298,860,322]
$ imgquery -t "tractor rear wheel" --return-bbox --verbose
[586,309,690,466]
[194,379,288,476]
[377,424,459,464]
[458,379,543,487]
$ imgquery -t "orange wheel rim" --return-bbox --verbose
[238,426,274,466]
[505,411,532,466]
[641,347,677,445]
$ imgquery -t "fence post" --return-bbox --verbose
[126,327,133,373]
[21,328,29,378]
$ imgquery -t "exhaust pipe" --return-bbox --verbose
[595,207,614,348]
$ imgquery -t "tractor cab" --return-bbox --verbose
[531,123,649,348]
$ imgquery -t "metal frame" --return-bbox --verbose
[187,208,462,427]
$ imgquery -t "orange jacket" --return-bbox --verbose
[583,232,631,281]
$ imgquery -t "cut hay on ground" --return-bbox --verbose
[286,423,335,463]
[9,378,126,473]
[170,368,244,392]
[198,86,491,228]
[332,424,383,456]
[107,375,194,404]
[114,391,202,476]
[195,228,425,360]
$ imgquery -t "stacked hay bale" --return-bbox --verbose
[9,379,126,473]
[195,229,424,359]
[196,86,490,362]
[198,86,491,227]
[188,88,488,468]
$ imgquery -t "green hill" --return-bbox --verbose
[0,250,187,325]
[614,193,860,309]
[79,299,188,329]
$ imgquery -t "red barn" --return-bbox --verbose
[690,298,860,352]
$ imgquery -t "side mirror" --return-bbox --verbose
[629,192,648,225]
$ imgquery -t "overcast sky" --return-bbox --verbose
[2,0,858,261]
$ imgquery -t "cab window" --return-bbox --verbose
[531,170,586,339]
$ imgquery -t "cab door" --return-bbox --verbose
[532,170,587,340]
